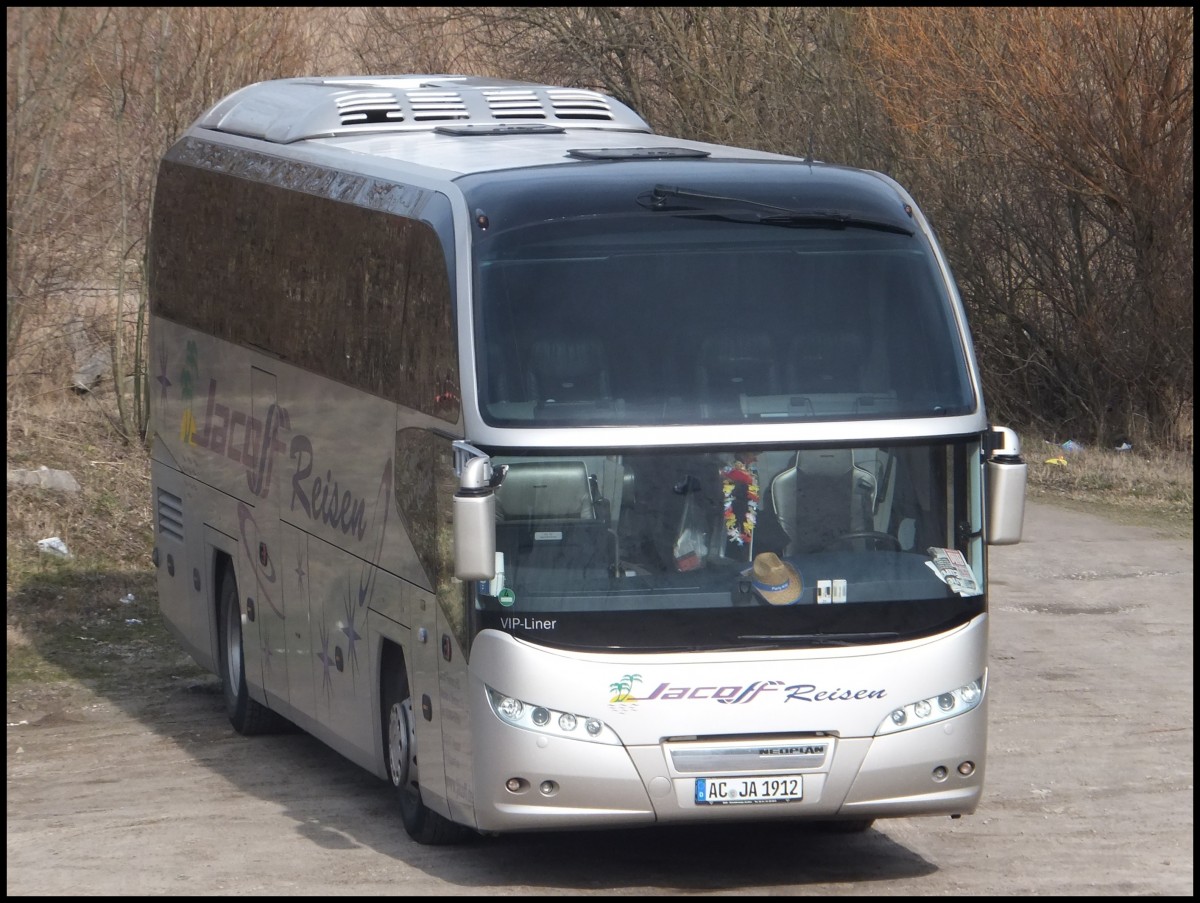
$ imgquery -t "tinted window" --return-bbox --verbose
[475,214,973,427]
[150,144,460,423]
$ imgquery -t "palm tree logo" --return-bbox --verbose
[179,340,201,444]
[609,673,642,703]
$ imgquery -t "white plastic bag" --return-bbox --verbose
[673,489,708,571]
[36,537,72,559]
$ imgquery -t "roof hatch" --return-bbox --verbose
[566,147,711,161]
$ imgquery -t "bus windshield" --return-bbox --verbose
[474,206,975,427]
[475,440,985,651]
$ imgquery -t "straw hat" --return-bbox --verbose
[750,552,802,606]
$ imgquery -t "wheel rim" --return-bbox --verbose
[388,698,418,797]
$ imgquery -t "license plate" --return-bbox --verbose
[694,775,803,805]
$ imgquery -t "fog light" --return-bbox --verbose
[585,718,602,736]
[958,761,975,776]
[932,765,948,782]
[960,681,981,705]
[890,709,907,727]
[558,712,577,731]
[539,780,558,795]
[505,777,527,793]
[531,707,550,726]
[938,693,955,711]
[914,699,932,718]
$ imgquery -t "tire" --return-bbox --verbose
[217,567,283,735]
[382,663,472,845]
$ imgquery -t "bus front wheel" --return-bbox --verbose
[383,669,471,845]
[217,567,282,735]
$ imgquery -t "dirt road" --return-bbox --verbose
[7,501,1193,895]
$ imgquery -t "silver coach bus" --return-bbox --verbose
[147,75,1026,844]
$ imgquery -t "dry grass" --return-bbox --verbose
[6,385,189,694]
[1024,436,1193,538]
[6,389,151,588]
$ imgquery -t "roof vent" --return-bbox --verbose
[197,76,652,143]
[548,89,615,120]
[483,88,548,120]
[335,90,405,126]
[405,88,468,121]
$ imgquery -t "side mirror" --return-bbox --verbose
[985,426,1026,545]
[453,452,506,581]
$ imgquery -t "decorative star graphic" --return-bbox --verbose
[317,620,334,699]
[295,542,307,587]
[157,344,172,399]
[341,584,362,675]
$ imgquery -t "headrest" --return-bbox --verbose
[795,448,852,476]
[495,461,594,520]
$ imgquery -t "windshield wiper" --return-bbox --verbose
[756,212,913,235]
[643,184,798,216]
[641,185,913,235]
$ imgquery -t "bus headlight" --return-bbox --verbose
[875,675,985,736]
[486,687,621,745]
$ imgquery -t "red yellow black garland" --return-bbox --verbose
[720,460,759,548]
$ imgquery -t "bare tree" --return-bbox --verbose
[346,7,898,169]
[332,7,487,75]
[7,8,113,383]
[8,7,324,440]
[9,7,1191,450]
[859,7,1193,447]
[93,7,321,440]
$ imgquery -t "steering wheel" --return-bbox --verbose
[828,531,902,551]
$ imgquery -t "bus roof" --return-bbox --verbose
[195,75,803,177]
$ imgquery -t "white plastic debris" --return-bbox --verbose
[36,537,72,559]
[120,593,135,604]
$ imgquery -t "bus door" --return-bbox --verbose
[249,367,291,709]
[409,581,451,814]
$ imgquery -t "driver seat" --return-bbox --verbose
[770,450,877,553]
